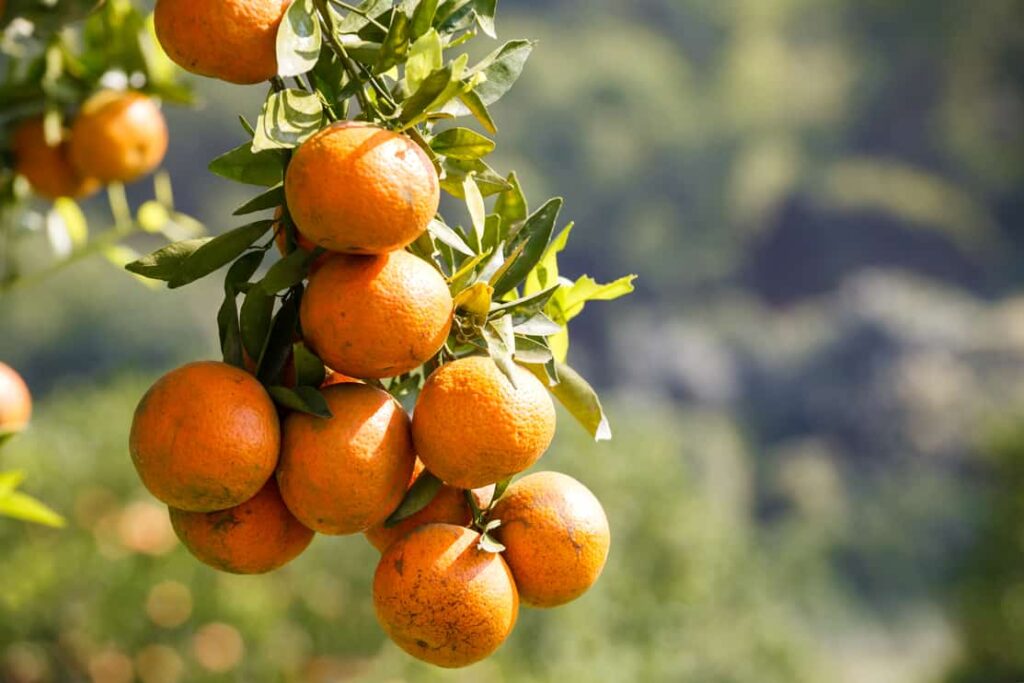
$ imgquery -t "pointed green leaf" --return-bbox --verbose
[125,238,211,282]
[240,287,275,362]
[411,0,439,38]
[268,385,332,418]
[491,197,562,297]
[293,341,326,387]
[525,362,611,441]
[261,248,319,293]
[494,171,527,228]
[252,89,324,152]
[405,28,442,92]
[431,127,495,160]
[168,220,274,289]
[277,0,321,77]
[233,184,285,216]
[428,218,475,257]
[0,490,65,527]
[209,142,286,186]
[385,470,443,526]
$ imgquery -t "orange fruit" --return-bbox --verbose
[154,0,288,84]
[284,122,439,254]
[169,478,314,574]
[69,91,168,183]
[0,362,32,434]
[490,471,610,607]
[129,361,280,512]
[276,383,416,534]
[11,118,99,200]
[363,459,494,553]
[373,524,518,667]
[299,251,452,379]
[412,357,556,489]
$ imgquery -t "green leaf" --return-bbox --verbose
[410,0,440,38]
[441,158,512,197]
[0,471,26,498]
[489,283,560,319]
[482,315,518,386]
[268,386,332,418]
[168,221,274,289]
[217,289,244,368]
[514,335,553,364]
[456,89,497,134]
[513,312,562,337]
[549,274,638,323]
[293,342,326,387]
[431,127,495,160]
[473,0,497,38]
[491,476,513,504]
[259,295,301,385]
[494,171,527,228]
[525,362,611,441]
[427,218,475,257]
[277,0,322,77]
[261,248,318,293]
[399,65,454,125]
[446,40,534,118]
[405,28,442,92]
[335,0,391,33]
[252,89,324,152]
[209,143,287,186]
[233,184,285,216]
[448,251,491,293]
[524,221,572,295]
[463,174,486,244]
[125,238,211,282]
[385,470,443,526]
[377,9,411,73]
[491,197,562,297]
[0,490,65,527]
[240,287,275,363]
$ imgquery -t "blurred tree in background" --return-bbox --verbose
[2,0,1023,681]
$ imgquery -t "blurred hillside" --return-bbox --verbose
[2,0,1024,681]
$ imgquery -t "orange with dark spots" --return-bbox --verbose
[373,523,518,667]
[69,91,168,183]
[129,361,280,512]
[363,460,494,553]
[11,118,99,200]
[0,362,32,434]
[169,479,313,574]
[276,383,415,534]
[284,122,439,254]
[490,471,610,607]
[413,357,556,489]
[299,251,452,379]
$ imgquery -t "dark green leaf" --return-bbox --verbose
[217,289,244,367]
[482,214,502,253]
[293,342,327,387]
[233,184,284,216]
[277,0,322,77]
[489,283,560,318]
[411,0,439,38]
[261,248,318,293]
[209,143,287,186]
[399,65,454,125]
[440,158,512,197]
[377,9,411,73]
[494,171,527,227]
[259,294,301,385]
[491,198,561,297]
[252,89,324,152]
[125,238,210,281]
[525,361,611,441]
[169,221,274,289]
[225,250,267,289]
[469,40,533,106]
[431,127,495,160]
[240,287,275,363]
[385,470,443,526]
[268,385,332,418]
[455,89,497,134]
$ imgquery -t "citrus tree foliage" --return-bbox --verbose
[0,0,200,293]
[128,0,635,503]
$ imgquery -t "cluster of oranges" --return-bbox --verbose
[11,90,168,200]
[128,120,610,666]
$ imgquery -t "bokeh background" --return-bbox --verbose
[3,0,1024,681]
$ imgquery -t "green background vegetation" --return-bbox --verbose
[2,0,1024,681]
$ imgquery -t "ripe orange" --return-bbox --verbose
[491,471,610,607]
[363,460,494,553]
[154,0,288,84]
[169,479,314,574]
[276,383,416,534]
[11,118,99,200]
[299,251,453,379]
[129,361,280,512]
[69,91,168,183]
[412,357,556,489]
[284,122,439,254]
[373,524,518,667]
[0,362,32,434]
